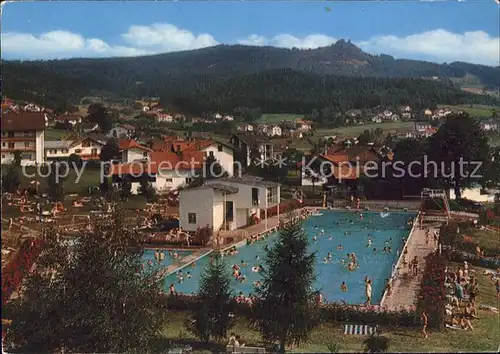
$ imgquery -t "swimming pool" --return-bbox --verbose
[142,249,194,268]
[163,211,416,305]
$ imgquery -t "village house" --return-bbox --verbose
[55,112,83,126]
[480,120,499,132]
[230,134,275,167]
[108,124,135,139]
[153,138,235,176]
[110,150,205,194]
[223,115,234,121]
[45,136,105,160]
[179,176,281,233]
[118,139,153,163]
[1,110,47,165]
[424,109,433,116]
[301,139,382,194]
[295,118,313,131]
[23,103,43,112]
[154,113,173,123]
[371,116,382,123]
[236,124,254,132]
[213,113,223,120]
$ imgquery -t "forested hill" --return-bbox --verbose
[2,42,499,113]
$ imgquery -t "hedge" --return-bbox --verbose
[417,252,446,329]
[163,294,420,328]
[1,239,43,306]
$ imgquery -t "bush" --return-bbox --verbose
[68,154,83,169]
[417,252,446,329]
[363,334,390,353]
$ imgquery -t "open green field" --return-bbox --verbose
[45,128,68,140]
[317,121,415,137]
[438,104,499,118]
[159,261,499,352]
[257,114,303,124]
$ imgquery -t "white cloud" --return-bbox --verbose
[239,33,337,49]
[356,30,499,66]
[122,23,218,51]
[1,25,498,66]
[1,23,218,60]
[237,29,499,66]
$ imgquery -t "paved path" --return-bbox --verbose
[381,223,439,310]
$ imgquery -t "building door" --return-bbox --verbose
[225,201,234,222]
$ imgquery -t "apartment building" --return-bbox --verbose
[1,110,47,165]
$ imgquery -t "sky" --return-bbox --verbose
[1,0,499,66]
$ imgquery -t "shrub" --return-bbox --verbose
[417,252,446,329]
[363,334,390,353]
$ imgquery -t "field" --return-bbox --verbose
[316,121,415,137]
[45,128,68,140]
[438,104,498,118]
[257,113,303,124]
[160,262,499,352]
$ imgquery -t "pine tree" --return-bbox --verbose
[254,216,318,352]
[4,210,168,352]
[189,254,235,343]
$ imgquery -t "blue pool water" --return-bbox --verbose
[162,211,415,305]
[142,249,194,268]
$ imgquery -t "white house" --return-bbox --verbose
[371,116,382,123]
[108,124,135,139]
[270,125,282,137]
[213,113,223,120]
[23,103,43,112]
[194,140,235,176]
[45,136,105,160]
[237,124,254,132]
[155,113,173,123]
[119,139,153,162]
[230,135,274,167]
[480,120,499,132]
[179,176,281,233]
[1,110,47,165]
[223,115,234,121]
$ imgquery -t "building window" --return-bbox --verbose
[217,144,223,152]
[82,140,90,148]
[63,149,69,153]
[8,143,14,149]
[165,178,173,183]
[185,177,192,184]
[209,151,214,157]
[24,131,30,137]
[1,143,5,147]
[143,152,148,158]
[21,153,32,160]
[91,148,98,156]
[75,149,82,153]
[188,213,197,224]
[24,142,30,148]
[252,187,259,205]
[8,132,14,137]
[1,155,5,159]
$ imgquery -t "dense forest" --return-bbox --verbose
[2,42,499,114]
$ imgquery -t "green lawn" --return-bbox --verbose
[438,104,499,118]
[257,114,303,124]
[44,128,68,140]
[462,228,500,255]
[15,166,102,195]
[317,121,415,137]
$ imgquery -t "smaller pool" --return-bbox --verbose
[142,249,193,268]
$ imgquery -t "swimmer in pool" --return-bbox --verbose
[187,271,192,279]
[337,244,343,250]
[327,252,332,260]
[373,248,377,252]
[255,255,260,260]
[347,262,356,271]
[367,238,372,247]
[341,281,348,292]
[323,257,329,264]
[253,280,262,288]
[241,260,247,267]
[313,236,317,242]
